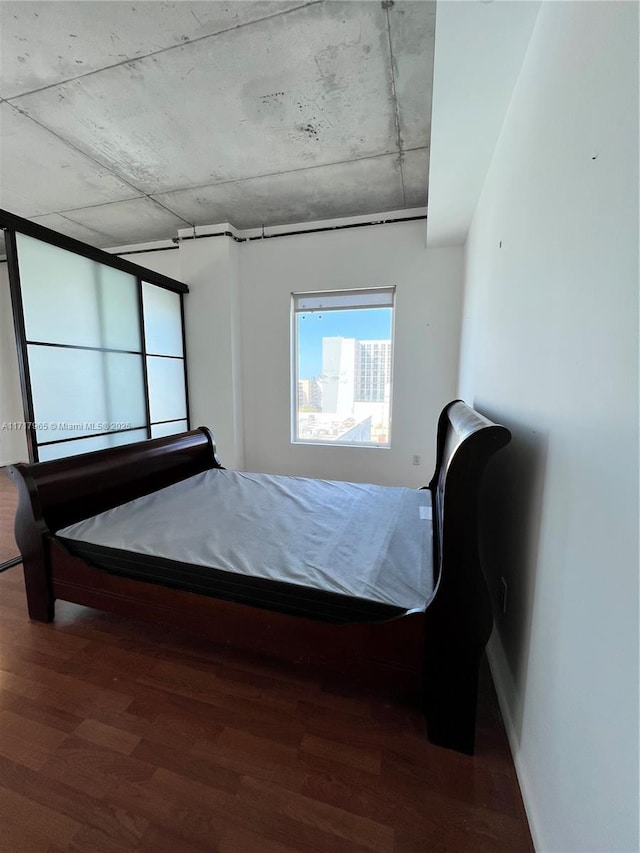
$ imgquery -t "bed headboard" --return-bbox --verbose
[427,400,511,645]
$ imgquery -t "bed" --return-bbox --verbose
[9,400,510,754]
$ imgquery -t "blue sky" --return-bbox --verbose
[297,308,392,378]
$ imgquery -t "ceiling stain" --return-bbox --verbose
[299,123,319,141]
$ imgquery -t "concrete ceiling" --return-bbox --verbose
[0,0,435,251]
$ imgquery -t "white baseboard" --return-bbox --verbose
[486,640,545,853]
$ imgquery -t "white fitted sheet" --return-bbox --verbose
[58,468,434,612]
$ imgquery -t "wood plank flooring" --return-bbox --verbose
[0,567,533,852]
[0,467,19,564]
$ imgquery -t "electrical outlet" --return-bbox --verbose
[412,454,421,466]
[499,577,508,614]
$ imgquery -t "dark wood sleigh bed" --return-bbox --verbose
[9,400,510,755]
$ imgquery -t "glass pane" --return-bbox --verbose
[147,356,187,423]
[17,233,140,351]
[97,265,141,351]
[104,351,148,430]
[29,346,147,441]
[151,419,188,438]
[38,428,148,462]
[295,306,393,446]
[143,282,183,356]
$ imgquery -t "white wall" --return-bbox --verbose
[240,221,464,486]
[126,246,181,281]
[180,237,244,470]
[458,3,638,851]
[0,263,29,465]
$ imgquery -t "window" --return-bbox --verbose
[291,287,395,447]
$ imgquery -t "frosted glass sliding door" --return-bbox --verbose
[3,215,189,462]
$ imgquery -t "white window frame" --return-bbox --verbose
[290,286,396,448]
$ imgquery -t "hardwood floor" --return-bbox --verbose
[0,467,19,565]
[0,567,533,852]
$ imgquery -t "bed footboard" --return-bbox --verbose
[422,400,511,753]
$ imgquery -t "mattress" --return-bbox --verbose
[56,469,435,624]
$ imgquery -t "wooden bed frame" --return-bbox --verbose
[9,400,510,754]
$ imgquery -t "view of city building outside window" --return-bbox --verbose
[292,288,394,446]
